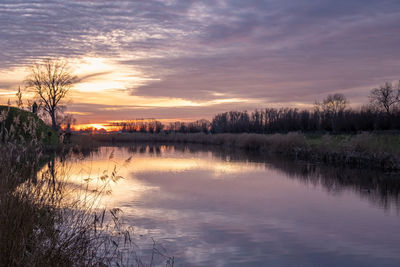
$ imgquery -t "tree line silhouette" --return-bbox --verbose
[211,81,400,133]
[107,119,210,134]
[145,81,400,134]
[80,81,400,134]
[210,107,400,133]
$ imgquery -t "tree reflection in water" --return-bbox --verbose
[80,144,400,212]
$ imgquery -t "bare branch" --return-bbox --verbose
[369,81,400,114]
[24,59,75,130]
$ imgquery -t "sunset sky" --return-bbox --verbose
[1,0,400,125]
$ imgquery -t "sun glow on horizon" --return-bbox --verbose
[70,117,201,132]
[71,123,113,131]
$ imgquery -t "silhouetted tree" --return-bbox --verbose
[369,81,400,115]
[320,93,348,115]
[25,59,76,130]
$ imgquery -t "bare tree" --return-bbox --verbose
[369,81,400,115]
[315,93,348,115]
[25,59,76,130]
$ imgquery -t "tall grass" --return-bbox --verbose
[0,110,175,266]
[0,109,112,265]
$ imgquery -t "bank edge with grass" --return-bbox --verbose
[72,132,400,170]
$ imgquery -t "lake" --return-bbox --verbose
[61,144,400,266]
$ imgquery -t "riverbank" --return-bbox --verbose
[0,130,173,265]
[71,132,400,170]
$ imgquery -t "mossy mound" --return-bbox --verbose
[0,106,59,146]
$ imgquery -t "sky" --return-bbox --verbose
[1,0,400,125]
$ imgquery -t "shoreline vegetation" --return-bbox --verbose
[68,85,400,171]
[72,132,400,171]
[3,102,400,171]
[0,107,175,266]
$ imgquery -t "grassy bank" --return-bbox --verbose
[72,132,400,170]
[0,105,59,147]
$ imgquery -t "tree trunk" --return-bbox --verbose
[50,111,57,131]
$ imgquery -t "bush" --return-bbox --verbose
[0,106,59,146]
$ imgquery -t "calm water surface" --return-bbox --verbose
[64,145,400,266]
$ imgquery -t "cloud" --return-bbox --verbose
[1,0,400,120]
[66,100,264,123]
[74,71,112,83]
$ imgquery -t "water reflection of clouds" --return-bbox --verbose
[121,203,400,266]
[60,146,400,266]
[62,149,267,206]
